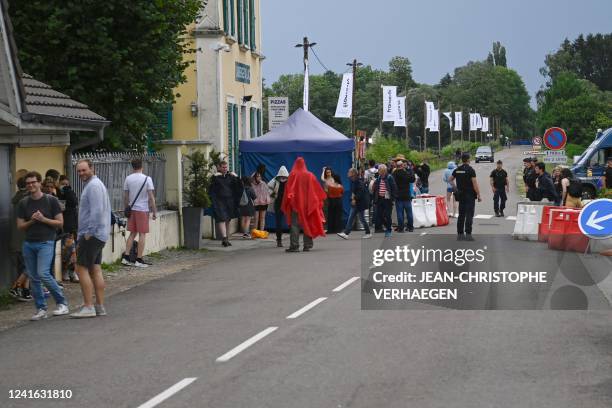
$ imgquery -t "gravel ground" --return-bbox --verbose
[0,249,222,332]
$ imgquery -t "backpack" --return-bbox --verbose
[567,179,583,198]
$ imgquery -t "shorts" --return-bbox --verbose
[565,195,583,208]
[128,210,150,233]
[254,204,268,211]
[77,237,105,268]
[447,187,453,193]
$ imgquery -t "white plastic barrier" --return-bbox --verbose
[513,201,546,240]
[412,197,437,228]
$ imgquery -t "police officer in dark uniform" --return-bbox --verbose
[449,153,481,241]
[523,157,538,200]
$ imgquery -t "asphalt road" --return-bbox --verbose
[1,146,612,408]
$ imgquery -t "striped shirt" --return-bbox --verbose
[379,178,387,197]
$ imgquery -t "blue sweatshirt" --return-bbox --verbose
[78,175,111,242]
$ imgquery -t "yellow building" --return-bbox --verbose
[170,0,264,172]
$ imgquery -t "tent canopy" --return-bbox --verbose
[239,108,354,153]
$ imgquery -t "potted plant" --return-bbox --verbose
[182,149,220,249]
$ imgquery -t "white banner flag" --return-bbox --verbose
[382,86,397,122]
[303,59,309,112]
[475,113,483,129]
[394,96,406,127]
[481,117,489,132]
[430,109,440,132]
[334,72,353,118]
[425,101,435,129]
[443,112,453,129]
[454,112,462,131]
[469,113,478,131]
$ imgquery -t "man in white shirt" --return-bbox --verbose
[122,158,157,267]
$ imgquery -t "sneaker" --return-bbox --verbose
[21,288,33,302]
[500,211,505,217]
[407,228,414,232]
[303,247,312,252]
[242,233,251,239]
[62,272,70,282]
[362,233,373,239]
[70,305,96,318]
[285,248,299,253]
[337,232,349,240]
[384,231,392,238]
[8,287,20,299]
[457,234,465,241]
[94,304,107,316]
[31,309,48,321]
[134,258,149,268]
[53,304,70,316]
[276,240,283,248]
[465,234,475,241]
[121,254,133,266]
[494,211,499,217]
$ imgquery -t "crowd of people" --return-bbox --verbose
[9,158,158,321]
[522,156,587,208]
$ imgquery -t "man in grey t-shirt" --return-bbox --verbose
[16,171,68,321]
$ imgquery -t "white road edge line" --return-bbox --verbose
[136,377,197,408]
[286,297,328,319]
[216,327,278,363]
[333,276,360,292]
[420,232,427,236]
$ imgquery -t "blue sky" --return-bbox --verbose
[260,0,612,106]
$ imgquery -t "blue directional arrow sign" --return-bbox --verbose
[578,199,612,240]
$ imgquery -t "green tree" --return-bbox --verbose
[487,41,507,67]
[10,0,205,150]
[541,34,612,91]
[386,56,416,94]
[537,72,612,145]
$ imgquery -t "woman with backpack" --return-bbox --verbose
[562,168,583,208]
[239,176,257,239]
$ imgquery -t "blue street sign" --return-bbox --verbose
[578,198,612,240]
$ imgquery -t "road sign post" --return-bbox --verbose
[578,199,612,240]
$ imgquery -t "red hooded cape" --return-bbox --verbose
[281,157,327,238]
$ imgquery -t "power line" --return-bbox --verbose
[310,46,331,72]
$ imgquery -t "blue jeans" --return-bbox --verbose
[343,207,371,235]
[22,240,67,310]
[420,185,429,194]
[396,200,414,231]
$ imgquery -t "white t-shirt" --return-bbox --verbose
[123,173,154,212]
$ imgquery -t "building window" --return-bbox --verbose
[243,0,250,48]
[249,107,255,138]
[249,0,256,50]
[237,0,243,44]
[228,103,240,172]
[229,0,236,37]
[222,0,229,33]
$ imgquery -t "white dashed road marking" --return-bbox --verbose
[216,327,278,363]
[474,214,494,219]
[333,277,360,292]
[137,378,198,408]
[420,232,427,236]
[286,297,327,319]
[506,216,517,221]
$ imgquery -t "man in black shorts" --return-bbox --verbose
[71,159,111,318]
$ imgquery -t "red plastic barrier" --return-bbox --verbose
[547,209,586,252]
[417,195,449,226]
[538,205,564,242]
[435,196,449,226]
[564,210,589,252]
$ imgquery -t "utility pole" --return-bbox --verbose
[346,59,363,138]
[295,37,316,111]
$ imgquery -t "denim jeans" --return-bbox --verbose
[22,240,67,310]
[420,185,429,194]
[343,207,371,235]
[395,200,414,231]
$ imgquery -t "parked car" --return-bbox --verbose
[475,146,494,163]
[571,127,612,199]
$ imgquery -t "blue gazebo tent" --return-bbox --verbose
[239,108,354,228]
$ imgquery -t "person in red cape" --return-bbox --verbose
[281,157,327,252]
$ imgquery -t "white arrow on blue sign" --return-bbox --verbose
[578,198,612,240]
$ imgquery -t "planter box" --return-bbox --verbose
[183,207,204,249]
